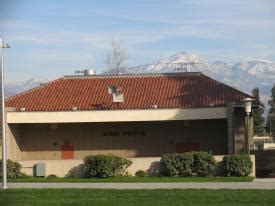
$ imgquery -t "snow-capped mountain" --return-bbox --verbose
[130,52,207,73]
[128,52,275,110]
[233,60,275,80]
[5,78,46,97]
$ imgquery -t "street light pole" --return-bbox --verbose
[1,34,10,189]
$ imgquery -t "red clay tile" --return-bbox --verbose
[5,72,251,111]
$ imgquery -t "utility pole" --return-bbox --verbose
[1,34,10,189]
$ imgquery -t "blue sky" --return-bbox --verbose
[0,0,275,81]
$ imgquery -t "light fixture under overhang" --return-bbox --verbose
[241,98,254,115]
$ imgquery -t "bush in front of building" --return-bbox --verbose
[0,159,22,179]
[222,154,253,176]
[161,152,216,177]
[160,152,194,176]
[192,151,216,177]
[135,170,147,177]
[66,164,86,178]
[83,154,132,178]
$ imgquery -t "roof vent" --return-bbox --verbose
[74,69,96,76]
[152,105,158,109]
[72,106,78,111]
[108,85,118,94]
[20,107,26,112]
[108,85,124,103]
[84,69,96,76]
[112,93,124,103]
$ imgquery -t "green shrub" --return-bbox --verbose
[66,164,86,178]
[135,170,147,177]
[222,154,253,177]
[47,174,58,179]
[160,153,194,176]
[0,159,22,179]
[83,154,132,178]
[192,152,216,177]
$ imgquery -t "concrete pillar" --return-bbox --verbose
[5,107,22,161]
[227,103,234,154]
[233,108,246,154]
[6,124,22,160]
[228,106,254,155]
[248,114,254,151]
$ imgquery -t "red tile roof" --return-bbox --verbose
[5,72,251,111]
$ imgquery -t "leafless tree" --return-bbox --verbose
[105,40,128,74]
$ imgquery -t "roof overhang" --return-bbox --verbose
[6,107,227,124]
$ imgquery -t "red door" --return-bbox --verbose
[61,144,74,159]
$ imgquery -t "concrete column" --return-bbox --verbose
[6,124,22,160]
[5,108,22,161]
[248,114,254,151]
[233,108,246,154]
[227,103,234,154]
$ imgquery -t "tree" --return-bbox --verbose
[267,85,275,138]
[105,40,128,74]
[252,87,266,136]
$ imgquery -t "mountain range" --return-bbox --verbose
[4,52,275,112]
[129,52,275,110]
[5,78,46,97]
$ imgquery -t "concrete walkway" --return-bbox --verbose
[2,179,275,189]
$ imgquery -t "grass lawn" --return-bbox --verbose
[0,189,274,206]
[10,176,254,183]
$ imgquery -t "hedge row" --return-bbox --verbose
[1,153,253,179]
[161,152,216,177]
[160,152,253,177]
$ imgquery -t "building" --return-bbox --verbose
[2,72,256,176]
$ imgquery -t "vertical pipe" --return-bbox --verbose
[1,35,7,189]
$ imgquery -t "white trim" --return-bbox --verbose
[6,107,227,123]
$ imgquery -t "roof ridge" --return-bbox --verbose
[200,73,253,98]
[63,72,203,79]
[5,77,65,102]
